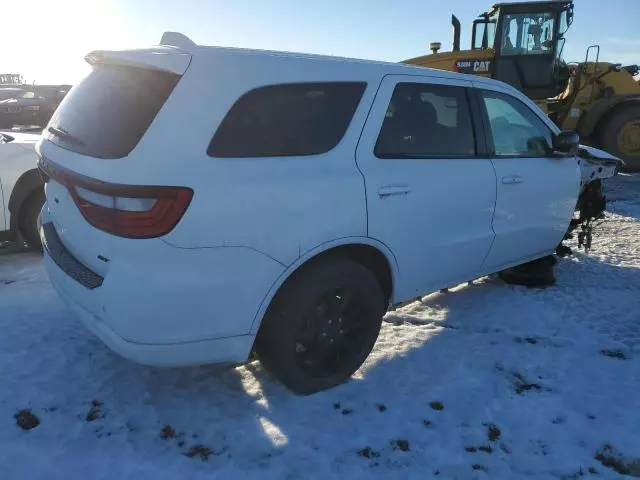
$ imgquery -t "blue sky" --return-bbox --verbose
[2,0,639,84]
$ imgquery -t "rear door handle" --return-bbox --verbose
[501,175,523,185]
[378,185,411,198]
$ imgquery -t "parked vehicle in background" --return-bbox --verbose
[0,131,44,249]
[0,85,71,129]
[37,33,621,395]
[0,87,24,101]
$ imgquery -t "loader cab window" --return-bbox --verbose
[555,9,571,61]
[500,12,556,56]
[558,10,570,36]
[472,10,498,49]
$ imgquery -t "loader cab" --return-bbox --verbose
[472,0,573,100]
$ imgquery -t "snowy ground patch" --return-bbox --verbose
[1,176,639,479]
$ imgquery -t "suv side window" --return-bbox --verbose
[480,90,553,156]
[375,82,476,158]
[208,82,366,158]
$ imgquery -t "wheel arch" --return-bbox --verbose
[249,237,399,335]
[8,169,44,237]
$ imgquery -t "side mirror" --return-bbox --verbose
[553,130,580,155]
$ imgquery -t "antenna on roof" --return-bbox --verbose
[159,32,197,51]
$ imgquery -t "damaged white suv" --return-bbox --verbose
[38,33,620,394]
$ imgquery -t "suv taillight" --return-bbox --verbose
[71,184,192,238]
[39,157,193,239]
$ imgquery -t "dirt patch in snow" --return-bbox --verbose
[14,409,39,431]
[486,424,501,442]
[600,348,630,360]
[595,444,640,477]
[85,400,104,422]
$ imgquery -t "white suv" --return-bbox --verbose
[38,33,618,394]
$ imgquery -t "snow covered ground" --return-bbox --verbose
[1,175,639,480]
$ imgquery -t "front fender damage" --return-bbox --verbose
[557,145,623,256]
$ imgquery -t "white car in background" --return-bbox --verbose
[0,131,44,249]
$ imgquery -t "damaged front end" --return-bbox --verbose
[559,145,624,254]
[503,146,622,287]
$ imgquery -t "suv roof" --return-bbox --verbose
[87,31,512,90]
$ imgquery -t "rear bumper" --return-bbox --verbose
[39,205,283,367]
[41,221,103,289]
[44,254,255,367]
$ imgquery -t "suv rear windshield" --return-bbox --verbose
[208,82,367,158]
[47,65,179,159]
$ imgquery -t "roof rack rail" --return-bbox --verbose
[159,32,197,52]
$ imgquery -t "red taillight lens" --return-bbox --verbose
[39,157,193,239]
[71,185,192,238]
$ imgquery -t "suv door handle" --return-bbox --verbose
[378,185,411,198]
[502,175,523,185]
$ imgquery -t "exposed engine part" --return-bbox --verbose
[562,179,607,253]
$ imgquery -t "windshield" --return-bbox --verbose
[500,12,556,55]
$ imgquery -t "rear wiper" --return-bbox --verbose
[48,125,85,147]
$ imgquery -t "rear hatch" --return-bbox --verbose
[38,46,192,277]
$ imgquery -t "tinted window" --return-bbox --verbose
[481,90,552,156]
[375,83,476,158]
[46,65,179,159]
[208,82,366,158]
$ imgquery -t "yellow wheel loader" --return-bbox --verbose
[404,0,640,171]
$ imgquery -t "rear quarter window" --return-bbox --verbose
[46,65,180,159]
[208,82,367,158]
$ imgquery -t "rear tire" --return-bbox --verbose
[597,105,640,172]
[255,259,385,395]
[19,189,45,251]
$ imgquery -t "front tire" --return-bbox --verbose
[255,259,385,395]
[19,189,45,251]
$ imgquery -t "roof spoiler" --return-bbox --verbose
[159,32,198,52]
[82,32,196,75]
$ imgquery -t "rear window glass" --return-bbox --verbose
[375,83,476,158]
[47,65,179,158]
[208,82,367,158]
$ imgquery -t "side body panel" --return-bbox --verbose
[474,82,581,271]
[160,52,385,266]
[356,74,497,301]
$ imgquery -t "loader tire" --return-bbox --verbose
[597,105,640,172]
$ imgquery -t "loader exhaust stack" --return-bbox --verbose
[452,15,461,51]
